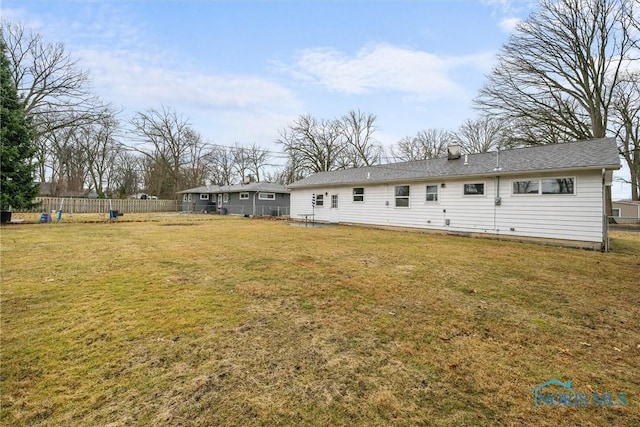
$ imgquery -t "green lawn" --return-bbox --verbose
[1,215,638,426]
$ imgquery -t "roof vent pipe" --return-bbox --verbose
[463,154,468,165]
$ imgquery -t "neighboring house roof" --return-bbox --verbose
[288,138,621,189]
[613,200,640,205]
[178,181,290,194]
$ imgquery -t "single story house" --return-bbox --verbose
[612,200,640,224]
[288,138,621,250]
[178,181,290,216]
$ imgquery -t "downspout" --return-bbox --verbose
[602,168,609,252]
[253,192,257,217]
[494,176,501,232]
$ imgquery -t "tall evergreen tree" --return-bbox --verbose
[1,40,38,212]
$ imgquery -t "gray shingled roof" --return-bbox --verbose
[178,181,290,194]
[287,138,620,189]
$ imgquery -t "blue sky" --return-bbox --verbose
[2,0,631,196]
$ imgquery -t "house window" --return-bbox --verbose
[612,208,621,217]
[187,194,193,202]
[512,180,539,194]
[259,192,275,200]
[223,194,229,203]
[353,187,364,202]
[200,194,209,200]
[183,194,188,202]
[316,194,324,207]
[541,178,574,194]
[239,192,249,200]
[331,194,338,208]
[426,185,438,202]
[395,185,410,207]
[463,183,485,195]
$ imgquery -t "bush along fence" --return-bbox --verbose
[23,197,180,214]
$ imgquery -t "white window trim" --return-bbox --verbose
[223,194,229,203]
[331,194,338,209]
[612,208,621,217]
[200,194,209,200]
[187,194,193,202]
[394,185,410,208]
[425,184,439,203]
[258,192,276,200]
[353,187,365,203]
[239,192,249,200]
[315,194,324,207]
[463,182,486,196]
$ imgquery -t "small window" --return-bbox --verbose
[426,185,438,202]
[258,192,275,200]
[316,194,324,207]
[542,178,574,194]
[200,194,209,200]
[513,180,539,194]
[187,194,193,202]
[353,187,364,202]
[223,194,229,203]
[464,183,485,195]
[612,208,621,217]
[395,185,410,207]
[239,192,249,200]
[331,194,338,208]
[183,194,188,202]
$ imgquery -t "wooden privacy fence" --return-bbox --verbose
[27,197,180,214]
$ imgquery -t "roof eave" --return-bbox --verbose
[287,164,621,189]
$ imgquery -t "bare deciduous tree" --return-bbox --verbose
[338,110,382,168]
[129,106,204,198]
[611,72,640,199]
[76,108,122,197]
[453,117,515,154]
[390,129,451,162]
[277,114,346,175]
[475,0,639,146]
[1,21,106,138]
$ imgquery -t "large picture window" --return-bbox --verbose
[426,185,438,202]
[542,178,574,194]
[512,177,575,195]
[513,180,539,194]
[395,185,410,207]
[463,183,485,195]
[353,187,364,202]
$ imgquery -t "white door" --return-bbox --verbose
[329,194,339,223]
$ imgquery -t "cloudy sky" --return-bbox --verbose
[2,0,631,197]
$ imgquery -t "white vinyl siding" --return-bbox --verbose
[290,171,604,245]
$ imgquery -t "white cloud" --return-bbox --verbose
[499,17,522,33]
[78,48,301,113]
[280,43,493,101]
